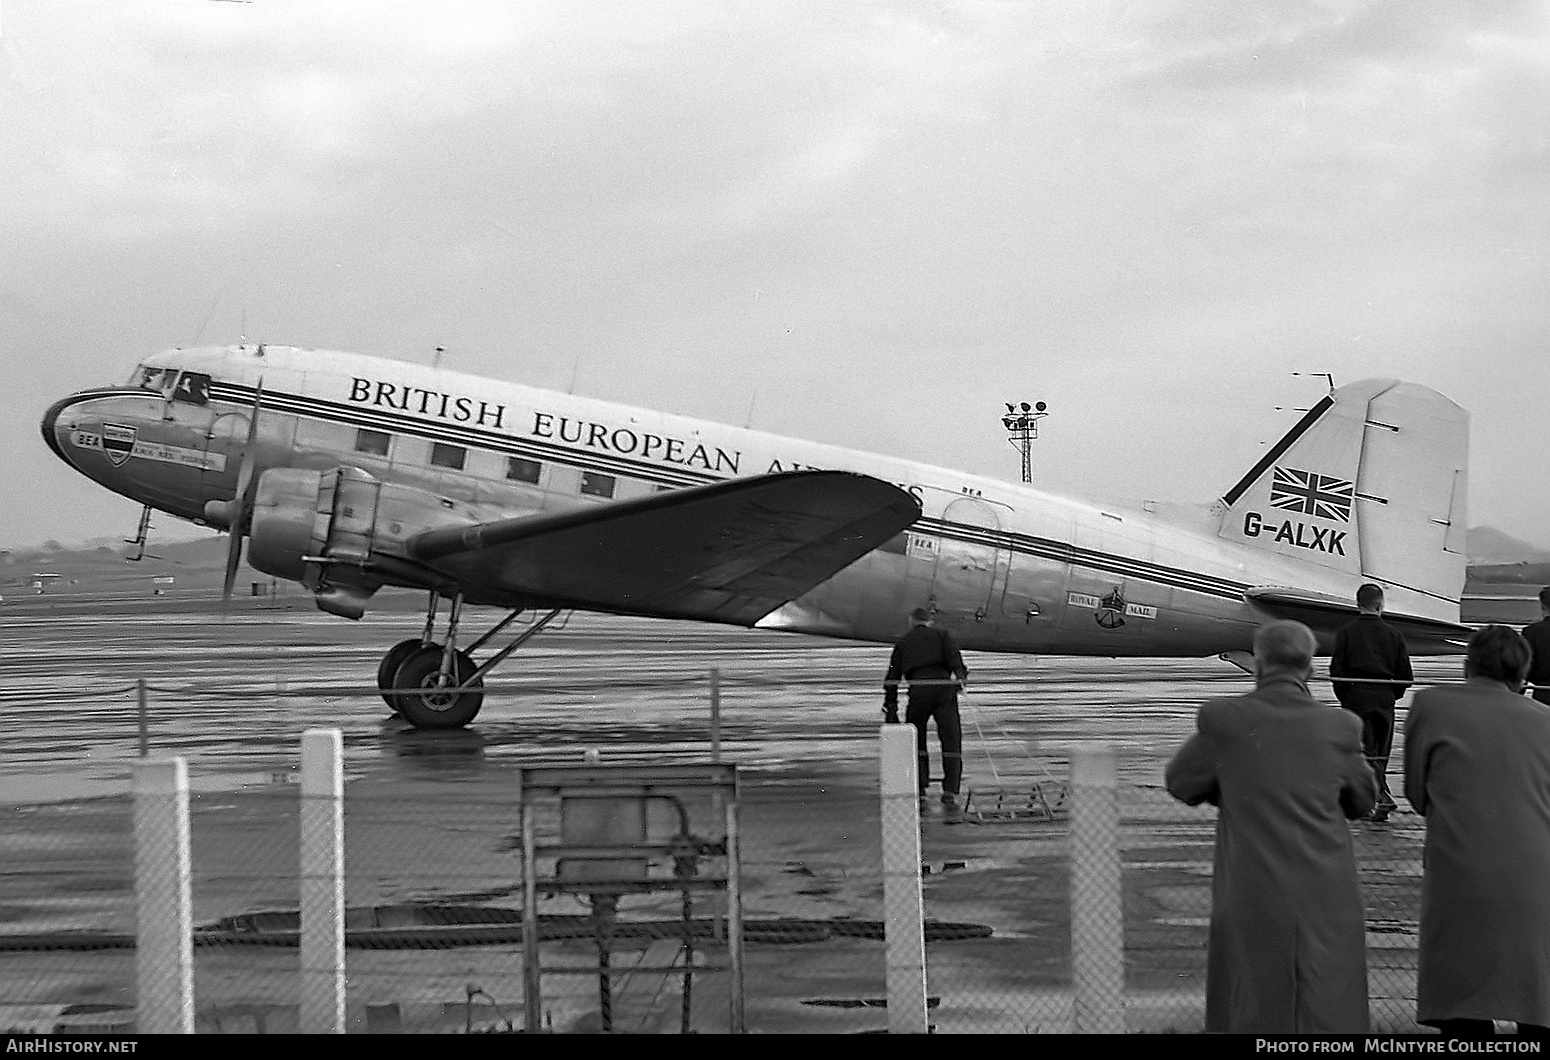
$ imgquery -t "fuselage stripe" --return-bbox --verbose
[912,517,1246,595]
[211,384,710,487]
[204,382,1251,603]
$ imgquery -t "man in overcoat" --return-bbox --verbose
[1404,625,1550,1037]
[1166,620,1376,1034]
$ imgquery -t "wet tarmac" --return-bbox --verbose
[0,599,1459,1033]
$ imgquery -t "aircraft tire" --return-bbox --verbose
[391,646,484,729]
[377,638,431,708]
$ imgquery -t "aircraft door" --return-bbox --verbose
[200,393,295,507]
[929,497,1011,641]
[202,402,272,508]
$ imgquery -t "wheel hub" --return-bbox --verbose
[415,671,462,711]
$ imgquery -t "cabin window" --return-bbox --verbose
[430,442,466,471]
[506,456,542,484]
[580,471,616,498]
[355,428,391,457]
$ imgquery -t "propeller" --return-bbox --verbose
[217,380,264,609]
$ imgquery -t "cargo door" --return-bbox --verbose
[929,497,1011,639]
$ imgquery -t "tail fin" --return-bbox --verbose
[1216,379,1468,623]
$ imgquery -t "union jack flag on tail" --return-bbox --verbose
[1269,466,1354,523]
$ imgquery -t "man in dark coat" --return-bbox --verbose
[1167,620,1376,1034]
[883,607,968,805]
[1520,587,1550,705]
[1404,625,1550,1037]
[1330,582,1412,822]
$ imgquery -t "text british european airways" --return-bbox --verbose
[347,377,746,472]
[1243,511,1348,555]
[347,376,926,489]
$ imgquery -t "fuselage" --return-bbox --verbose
[41,344,1385,656]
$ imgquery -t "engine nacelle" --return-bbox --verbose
[248,466,475,617]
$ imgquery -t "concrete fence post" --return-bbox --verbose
[300,728,346,1033]
[134,756,193,1033]
[1069,742,1124,1033]
[880,724,928,1034]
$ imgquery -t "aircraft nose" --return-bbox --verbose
[40,394,73,463]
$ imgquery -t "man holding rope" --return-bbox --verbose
[883,607,969,806]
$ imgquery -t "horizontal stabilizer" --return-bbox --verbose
[410,470,921,624]
[1245,586,1472,654]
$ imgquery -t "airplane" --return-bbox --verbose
[41,344,1472,728]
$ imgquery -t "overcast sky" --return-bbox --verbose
[3,0,1546,551]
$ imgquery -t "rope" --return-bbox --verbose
[960,692,1005,786]
[0,685,138,704]
[0,667,1512,710]
[960,689,1066,790]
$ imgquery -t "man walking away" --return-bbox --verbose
[1166,620,1376,1034]
[883,607,969,806]
[1330,583,1412,822]
[1520,587,1550,705]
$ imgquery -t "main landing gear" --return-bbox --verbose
[377,592,565,729]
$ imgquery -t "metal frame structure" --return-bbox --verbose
[518,762,744,1034]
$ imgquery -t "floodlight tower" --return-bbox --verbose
[1001,401,1048,485]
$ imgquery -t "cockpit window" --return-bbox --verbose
[131,366,174,392]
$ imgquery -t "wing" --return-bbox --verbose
[409,470,921,624]
[1244,586,1472,653]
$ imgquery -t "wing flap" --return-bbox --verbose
[409,471,920,624]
